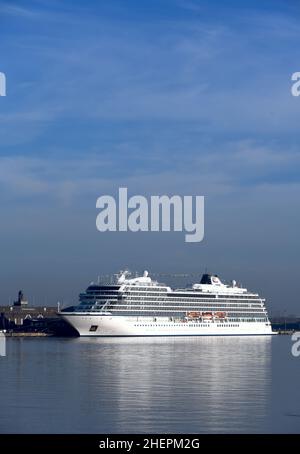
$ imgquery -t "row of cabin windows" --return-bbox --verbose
[121,297,262,306]
[134,323,240,328]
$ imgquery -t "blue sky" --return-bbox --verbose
[0,0,300,312]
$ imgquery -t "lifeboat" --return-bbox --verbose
[202,312,213,319]
[214,312,227,319]
[186,311,202,319]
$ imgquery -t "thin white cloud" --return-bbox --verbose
[0,2,40,18]
[0,140,299,205]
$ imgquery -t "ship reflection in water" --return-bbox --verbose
[1,336,300,433]
[79,336,272,433]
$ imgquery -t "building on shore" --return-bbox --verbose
[0,290,77,336]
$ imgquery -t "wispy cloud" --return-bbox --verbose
[0,3,38,18]
[0,140,298,207]
[1,1,300,151]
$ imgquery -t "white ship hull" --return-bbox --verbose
[61,314,274,337]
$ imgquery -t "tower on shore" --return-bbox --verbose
[13,290,28,307]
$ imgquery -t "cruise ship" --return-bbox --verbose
[59,270,274,336]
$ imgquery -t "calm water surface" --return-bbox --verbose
[0,336,299,433]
